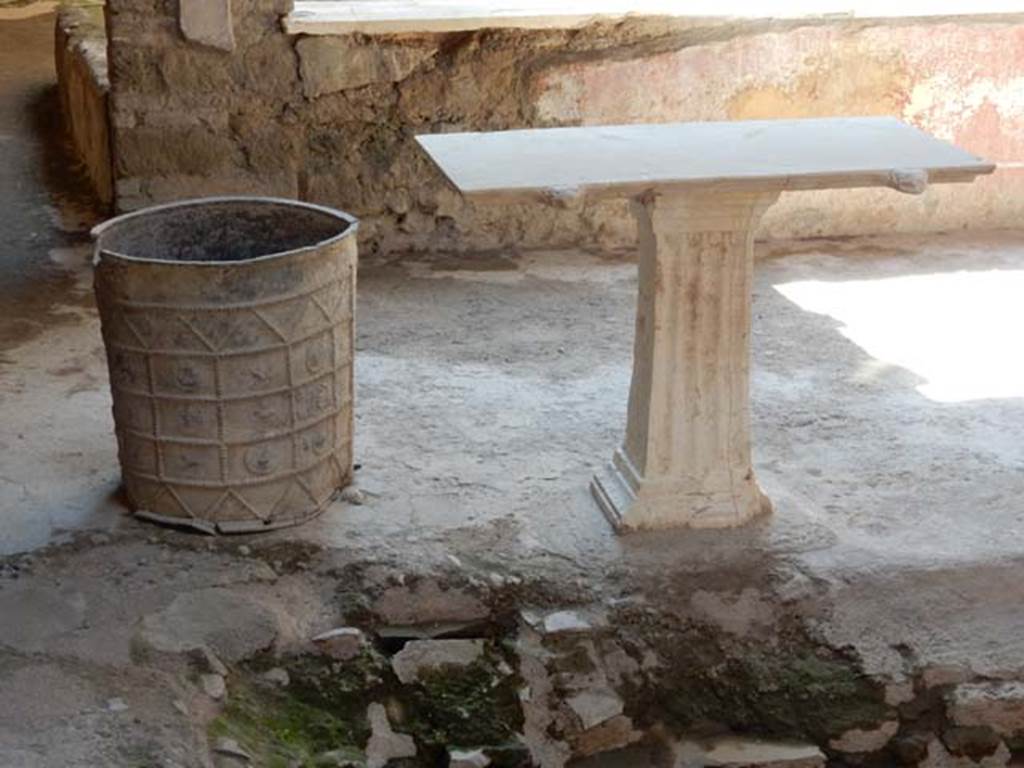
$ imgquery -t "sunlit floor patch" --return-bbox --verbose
[775,269,1024,403]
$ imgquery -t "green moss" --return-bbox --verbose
[656,642,891,741]
[208,646,525,766]
[209,652,385,767]
[403,656,524,750]
[275,650,387,714]
[1005,732,1024,756]
[209,680,366,768]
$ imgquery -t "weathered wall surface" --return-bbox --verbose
[104,2,1024,253]
[55,4,112,206]
[535,19,1024,240]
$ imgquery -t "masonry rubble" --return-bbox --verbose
[3,531,1024,767]
[923,735,1012,767]
[672,737,827,767]
[391,638,486,683]
[948,682,1024,737]
[828,720,900,753]
[448,748,491,768]
[262,666,290,686]
[314,749,366,767]
[373,580,490,626]
[312,626,367,660]
[105,697,129,713]
[366,702,418,768]
[565,689,625,731]
[189,645,228,676]
[201,672,227,700]
[212,737,252,762]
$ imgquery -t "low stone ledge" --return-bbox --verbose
[55,3,113,207]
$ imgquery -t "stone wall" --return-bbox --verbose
[104,1,1024,254]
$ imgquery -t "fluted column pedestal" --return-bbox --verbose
[592,190,779,531]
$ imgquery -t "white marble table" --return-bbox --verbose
[417,117,994,531]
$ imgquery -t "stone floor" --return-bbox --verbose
[3,7,1024,768]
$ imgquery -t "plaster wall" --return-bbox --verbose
[103,1,1024,253]
[535,20,1024,240]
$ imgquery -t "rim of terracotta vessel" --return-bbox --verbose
[91,195,359,268]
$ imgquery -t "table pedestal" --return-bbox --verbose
[592,189,779,531]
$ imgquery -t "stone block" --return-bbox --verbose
[107,42,164,97]
[448,748,490,768]
[373,580,489,627]
[828,720,899,753]
[188,645,228,676]
[541,610,592,636]
[115,125,239,176]
[921,735,1010,768]
[398,210,436,235]
[213,737,252,763]
[230,112,301,174]
[565,689,623,731]
[140,170,299,206]
[311,627,367,661]
[179,0,235,52]
[0,585,87,653]
[115,177,142,198]
[136,587,279,662]
[941,726,1006,762]
[160,46,237,98]
[923,665,974,689]
[201,673,227,700]
[297,37,434,98]
[262,667,290,687]
[571,714,642,759]
[313,748,365,767]
[391,639,485,684]
[240,35,300,99]
[673,737,826,768]
[366,702,416,768]
[948,682,1024,738]
[106,0,175,15]
[304,170,374,214]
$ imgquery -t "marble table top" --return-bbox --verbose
[416,117,995,201]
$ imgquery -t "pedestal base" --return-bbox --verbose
[591,449,771,532]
